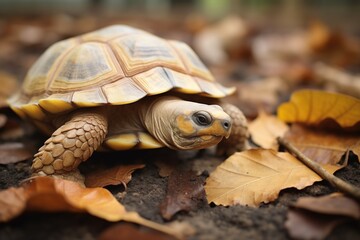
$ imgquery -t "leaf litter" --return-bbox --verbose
[0,176,186,239]
[1,12,360,240]
[285,193,360,240]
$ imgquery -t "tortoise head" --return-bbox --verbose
[144,96,232,150]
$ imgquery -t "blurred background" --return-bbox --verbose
[0,0,359,117]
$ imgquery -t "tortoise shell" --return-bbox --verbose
[9,25,235,121]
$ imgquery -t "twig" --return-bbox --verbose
[277,137,360,201]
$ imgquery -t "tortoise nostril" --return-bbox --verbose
[222,120,231,130]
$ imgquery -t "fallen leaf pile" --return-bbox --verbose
[0,142,33,164]
[0,176,183,239]
[285,193,360,240]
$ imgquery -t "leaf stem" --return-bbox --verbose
[277,137,360,201]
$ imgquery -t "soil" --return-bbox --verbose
[0,144,359,240]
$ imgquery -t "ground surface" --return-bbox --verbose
[0,143,359,240]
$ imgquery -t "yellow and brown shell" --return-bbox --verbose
[9,25,235,122]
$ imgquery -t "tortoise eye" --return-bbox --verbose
[192,111,213,126]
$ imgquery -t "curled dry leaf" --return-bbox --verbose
[85,164,145,188]
[0,177,183,239]
[0,142,33,164]
[284,124,360,164]
[160,170,205,220]
[285,193,360,240]
[205,149,341,207]
[248,111,289,149]
[278,89,360,130]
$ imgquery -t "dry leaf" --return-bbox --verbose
[99,223,177,240]
[285,193,360,240]
[160,170,205,220]
[234,77,290,117]
[0,118,28,140]
[0,71,19,108]
[0,177,183,239]
[284,124,360,164]
[205,149,340,207]
[294,193,360,219]
[307,21,360,68]
[286,208,346,240]
[0,142,33,164]
[313,62,360,98]
[193,15,249,65]
[0,114,7,128]
[85,164,145,188]
[278,89,360,130]
[249,111,289,149]
[0,187,26,222]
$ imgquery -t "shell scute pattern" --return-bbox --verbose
[9,25,235,121]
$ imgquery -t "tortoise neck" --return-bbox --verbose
[140,96,182,148]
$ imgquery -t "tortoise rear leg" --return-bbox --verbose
[217,103,249,156]
[32,111,108,182]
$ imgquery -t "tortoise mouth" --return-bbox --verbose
[175,134,223,150]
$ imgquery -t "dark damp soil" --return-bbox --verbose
[0,147,360,240]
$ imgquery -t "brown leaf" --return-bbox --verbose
[0,187,26,221]
[85,164,145,188]
[205,149,341,207]
[0,177,183,239]
[285,193,360,240]
[234,77,290,117]
[285,208,346,240]
[0,114,7,128]
[294,193,360,219]
[160,170,205,220]
[0,71,19,108]
[0,142,33,164]
[284,124,360,164]
[278,89,360,131]
[0,118,28,140]
[99,223,177,240]
[249,111,289,149]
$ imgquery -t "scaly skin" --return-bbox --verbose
[32,111,108,176]
[217,103,249,156]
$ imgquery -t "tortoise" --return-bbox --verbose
[8,25,248,180]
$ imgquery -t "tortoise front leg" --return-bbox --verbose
[217,103,249,156]
[32,111,108,180]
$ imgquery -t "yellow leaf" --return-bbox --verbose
[205,149,340,207]
[249,111,289,149]
[278,90,360,129]
[0,177,183,239]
